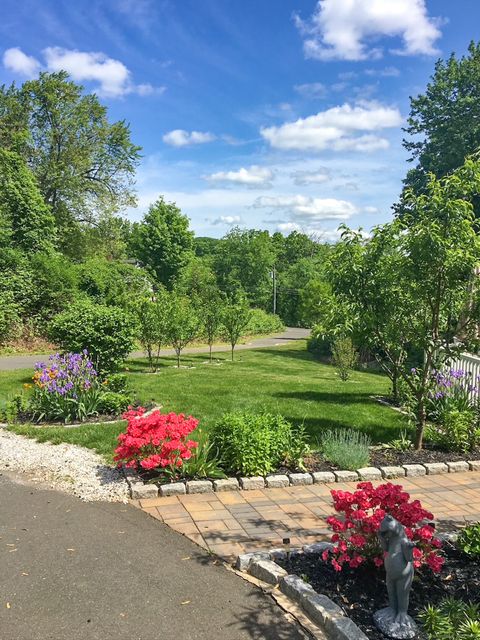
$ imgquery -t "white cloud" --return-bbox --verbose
[3,47,40,77]
[3,46,162,97]
[365,66,400,77]
[253,195,357,222]
[206,165,273,188]
[364,205,379,213]
[261,101,402,152]
[291,168,331,185]
[163,129,216,147]
[212,215,243,226]
[295,0,442,61]
[294,82,327,99]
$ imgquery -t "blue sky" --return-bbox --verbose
[0,0,477,240]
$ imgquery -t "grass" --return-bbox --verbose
[1,340,406,461]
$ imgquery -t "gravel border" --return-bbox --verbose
[0,428,129,502]
[125,460,480,499]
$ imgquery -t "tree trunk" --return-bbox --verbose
[414,396,426,450]
[231,344,234,361]
[392,370,399,405]
[209,343,212,363]
[176,348,181,368]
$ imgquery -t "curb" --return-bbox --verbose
[125,459,480,500]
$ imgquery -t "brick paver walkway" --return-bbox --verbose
[132,472,480,562]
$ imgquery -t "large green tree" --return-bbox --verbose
[0,148,56,252]
[130,197,194,288]
[402,41,480,208]
[214,228,275,309]
[0,72,140,250]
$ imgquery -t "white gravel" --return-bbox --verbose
[0,428,129,502]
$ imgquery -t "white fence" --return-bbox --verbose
[446,350,480,400]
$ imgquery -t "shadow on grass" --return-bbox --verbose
[253,347,315,363]
[273,389,382,404]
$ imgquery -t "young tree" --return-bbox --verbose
[167,294,200,368]
[137,292,171,371]
[201,288,224,362]
[130,197,194,289]
[330,157,480,449]
[221,295,252,361]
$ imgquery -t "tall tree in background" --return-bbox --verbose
[0,148,56,252]
[214,228,275,309]
[402,41,480,213]
[0,72,140,251]
[130,197,194,289]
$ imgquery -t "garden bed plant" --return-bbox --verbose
[275,482,480,640]
[1,352,135,425]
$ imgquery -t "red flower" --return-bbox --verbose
[322,482,443,574]
[114,407,199,479]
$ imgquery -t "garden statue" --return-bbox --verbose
[373,514,418,639]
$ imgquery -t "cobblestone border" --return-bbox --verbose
[236,543,369,640]
[235,532,460,640]
[124,459,480,499]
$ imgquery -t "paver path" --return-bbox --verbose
[0,327,310,371]
[0,471,309,640]
[133,472,480,562]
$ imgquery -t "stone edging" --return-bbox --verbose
[236,543,369,640]
[125,459,480,499]
[235,532,459,640]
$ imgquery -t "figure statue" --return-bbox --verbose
[373,514,418,639]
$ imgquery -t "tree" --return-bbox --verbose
[201,288,224,362]
[221,295,252,361]
[402,41,480,213]
[167,294,200,367]
[130,197,194,288]
[214,228,275,309]
[0,148,56,252]
[0,72,140,250]
[136,292,171,371]
[330,157,480,449]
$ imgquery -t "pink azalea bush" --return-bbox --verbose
[114,406,199,477]
[322,481,444,573]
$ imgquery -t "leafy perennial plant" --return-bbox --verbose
[31,351,101,423]
[322,482,444,573]
[114,407,199,478]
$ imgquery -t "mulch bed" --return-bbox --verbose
[277,542,479,640]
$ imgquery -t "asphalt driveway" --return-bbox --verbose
[0,472,309,640]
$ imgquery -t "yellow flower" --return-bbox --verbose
[23,383,32,389]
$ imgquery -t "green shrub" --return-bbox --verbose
[331,336,358,381]
[97,391,131,416]
[246,309,284,335]
[458,522,480,558]
[210,411,308,476]
[104,374,129,393]
[321,429,371,470]
[0,393,28,423]
[424,409,479,453]
[49,302,136,375]
[307,330,332,358]
[419,598,480,640]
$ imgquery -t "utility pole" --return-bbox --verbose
[272,266,277,315]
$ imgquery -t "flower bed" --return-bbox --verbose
[276,542,479,640]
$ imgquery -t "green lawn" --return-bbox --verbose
[2,340,406,461]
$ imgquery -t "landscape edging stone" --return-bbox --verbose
[237,542,369,640]
[125,459,479,499]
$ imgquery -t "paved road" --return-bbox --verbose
[0,327,310,371]
[0,473,309,640]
